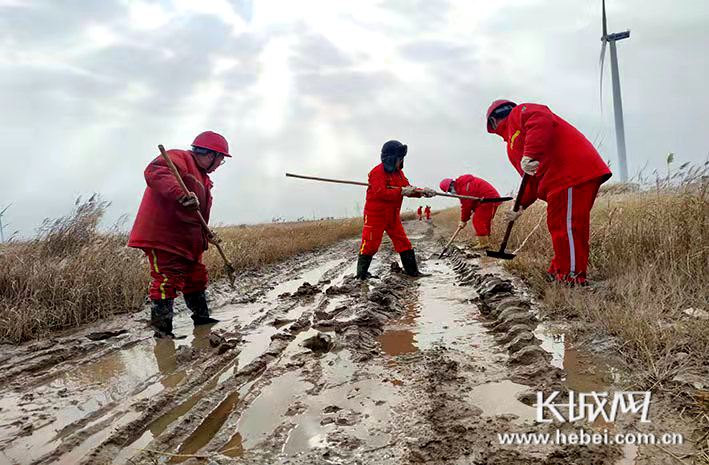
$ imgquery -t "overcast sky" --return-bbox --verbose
[1,0,707,238]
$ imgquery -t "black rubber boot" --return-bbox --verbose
[151,299,175,338]
[184,291,220,326]
[356,254,375,280]
[399,249,429,277]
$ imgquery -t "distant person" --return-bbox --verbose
[439,175,501,250]
[486,100,611,284]
[417,206,423,221]
[128,131,230,338]
[358,140,435,279]
[424,205,431,222]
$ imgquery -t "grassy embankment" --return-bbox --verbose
[435,165,709,420]
[0,201,414,343]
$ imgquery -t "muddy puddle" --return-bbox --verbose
[0,222,680,465]
[468,380,538,422]
[379,260,488,355]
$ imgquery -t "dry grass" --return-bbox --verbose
[436,165,709,398]
[0,197,148,343]
[206,218,362,280]
[0,200,407,343]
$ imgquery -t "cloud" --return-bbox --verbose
[1,0,708,238]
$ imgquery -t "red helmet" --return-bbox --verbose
[192,131,231,157]
[486,99,516,133]
[439,178,454,193]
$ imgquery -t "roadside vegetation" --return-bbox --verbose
[0,201,416,343]
[436,162,709,420]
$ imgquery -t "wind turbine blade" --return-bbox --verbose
[599,40,607,111]
[602,0,608,38]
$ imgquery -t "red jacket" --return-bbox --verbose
[364,164,410,220]
[454,175,501,222]
[128,149,213,261]
[417,207,423,215]
[494,103,611,205]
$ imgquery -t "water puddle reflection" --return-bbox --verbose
[468,380,537,423]
[379,261,487,355]
[169,391,241,464]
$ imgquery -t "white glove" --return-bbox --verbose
[520,156,539,176]
[458,220,467,229]
[422,187,436,198]
[505,208,524,223]
[401,186,417,196]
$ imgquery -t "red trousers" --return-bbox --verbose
[144,248,208,300]
[360,214,412,256]
[471,204,498,236]
[545,178,602,284]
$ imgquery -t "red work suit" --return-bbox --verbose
[128,149,212,299]
[360,164,413,256]
[424,206,431,220]
[417,206,423,221]
[454,175,501,237]
[494,103,612,283]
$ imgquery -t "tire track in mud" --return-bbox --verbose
[0,242,357,465]
[1,221,638,465]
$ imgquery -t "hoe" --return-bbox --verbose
[486,174,530,261]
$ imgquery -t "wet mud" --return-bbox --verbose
[0,221,699,465]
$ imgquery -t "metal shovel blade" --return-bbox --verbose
[485,249,516,260]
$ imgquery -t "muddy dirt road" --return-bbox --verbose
[0,221,698,464]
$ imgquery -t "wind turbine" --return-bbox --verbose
[0,204,10,242]
[600,0,630,183]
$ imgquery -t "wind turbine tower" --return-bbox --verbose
[0,204,10,242]
[600,0,631,182]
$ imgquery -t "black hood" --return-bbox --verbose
[381,140,407,173]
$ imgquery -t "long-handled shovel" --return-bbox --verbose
[486,174,530,260]
[158,145,237,285]
[438,223,465,258]
[285,173,513,204]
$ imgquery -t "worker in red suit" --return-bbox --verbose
[486,100,611,284]
[439,175,501,250]
[357,140,435,279]
[417,206,423,221]
[424,205,431,221]
[128,131,230,337]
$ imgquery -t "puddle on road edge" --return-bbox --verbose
[535,324,621,393]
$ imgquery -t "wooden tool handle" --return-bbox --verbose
[439,224,464,258]
[286,172,369,187]
[158,144,211,233]
[498,174,530,251]
[286,173,512,203]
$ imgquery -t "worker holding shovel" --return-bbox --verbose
[486,100,611,284]
[439,175,501,250]
[128,131,230,338]
[357,140,435,279]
